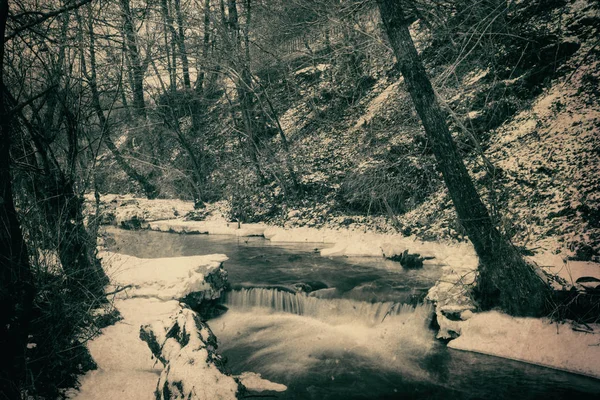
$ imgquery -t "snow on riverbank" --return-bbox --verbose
[68,298,181,399]
[92,195,600,381]
[69,252,286,399]
[448,311,600,379]
[264,225,478,266]
[84,194,195,228]
[148,219,266,237]
[419,247,600,380]
[100,252,229,301]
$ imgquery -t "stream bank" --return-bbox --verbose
[68,251,286,399]
[94,227,600,399]
[79,194,600,393]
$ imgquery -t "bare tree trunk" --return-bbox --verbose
[225,0,265,182]
[195,0,211,93]
[190,0,211,135]
[160,0,175,90]
[119,0,146,117]
[227,0,240,39]
[0,2,35,395]
[120,65,132,121]
[174,0,191,88]
[43,11,70,132]
[160,0,179,91]
[377,0,548,316]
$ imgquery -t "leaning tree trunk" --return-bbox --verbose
[0,1,34,396]
[377,0,548,316]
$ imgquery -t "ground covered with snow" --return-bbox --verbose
[448,311,600,379]
[68,250,286,399]
[67,297,181,400]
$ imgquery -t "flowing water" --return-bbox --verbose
[106,228,600,399]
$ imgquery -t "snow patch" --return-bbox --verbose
[100,251,228,301]
[148,219,266,237]
[449,311,600,379]
[236,372,287,392]
[354,80,401,129]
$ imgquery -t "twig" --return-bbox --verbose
[6,85,56,114]
[105,285,133,296]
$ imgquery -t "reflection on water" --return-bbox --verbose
[106,228,600,399]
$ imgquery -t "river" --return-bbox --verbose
[106,228,600,399]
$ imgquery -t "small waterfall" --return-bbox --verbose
[222,288,433,326]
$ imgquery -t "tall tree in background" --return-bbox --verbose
[225,0,267,182]
[195,0,211,93]
[84,5,160,199]
[160,0,179,90]
[377,0,549,316]
[174,0,191,88]
[119,0,147,117]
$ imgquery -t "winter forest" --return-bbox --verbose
[1,0,600,399]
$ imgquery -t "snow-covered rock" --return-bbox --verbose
[70,252,237,400]
[100,252,229,302]
[140,308,241,400]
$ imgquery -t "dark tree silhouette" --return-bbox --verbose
[0,0,34,396]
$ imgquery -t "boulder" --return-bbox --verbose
[140,308,242,400]
[387,249,430,269]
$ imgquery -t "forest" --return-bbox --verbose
[1,0,599,399]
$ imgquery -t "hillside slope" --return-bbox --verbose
[257,0,600,263]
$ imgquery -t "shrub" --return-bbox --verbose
[339,150,439,215]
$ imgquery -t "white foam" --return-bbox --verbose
[209,302,436,382]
